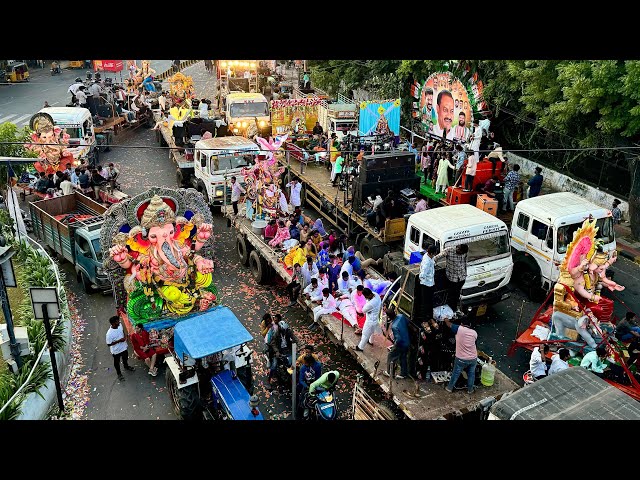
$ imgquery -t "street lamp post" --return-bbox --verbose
[30,287,65,415]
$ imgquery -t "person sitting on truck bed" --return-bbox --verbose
[268,220,291,248]
[286,263,304,307]
[78,169,90,189]
[36,171,49,193]
[303,277,323,302]
[301,256,319,288]
[130,323,159,377]
[264,219,277,240]
[316,242,330,269]
[90,168,108,198]
[299,223,311,243]
[312,121,323,136]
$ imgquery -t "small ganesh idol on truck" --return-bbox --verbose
[101,187,219,344]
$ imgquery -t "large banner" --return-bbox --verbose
[359,99,401,136]
[93,60,124,72]
[270,98,322,135]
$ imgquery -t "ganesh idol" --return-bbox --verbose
[109,195,216,319]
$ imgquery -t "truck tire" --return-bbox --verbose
[249,250,269,284]
[166,369,202,420]
[237,235,250,266]
[377,400,399,420]
[81,272,95,294]
[196,182,210,205]
[176,169,184,188]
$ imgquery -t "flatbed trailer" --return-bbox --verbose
[280,149,406,259]
[156,118,192,187]
[226,206,518,419]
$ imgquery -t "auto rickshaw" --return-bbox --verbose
[6,62,29,82]
[69,60,84,68]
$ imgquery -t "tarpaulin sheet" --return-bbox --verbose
[490,367,640,420]
[173,306,252,361]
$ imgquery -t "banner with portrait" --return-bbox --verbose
[359,99,401,136]
[412,72,474,143]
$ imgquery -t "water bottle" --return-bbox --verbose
[480,357,496,387]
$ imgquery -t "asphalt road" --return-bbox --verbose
[5,61,640,420]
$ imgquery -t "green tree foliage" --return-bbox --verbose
[0,121,38,181]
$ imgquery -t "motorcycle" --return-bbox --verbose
[300,388,337,420]
[50,66,61,75]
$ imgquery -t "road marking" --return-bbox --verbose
[13,114,32,125]
[51,102,60,106]
[0,114,17,123]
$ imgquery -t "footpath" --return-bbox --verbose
[615,222,640,265]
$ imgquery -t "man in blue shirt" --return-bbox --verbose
[383,307,410,379]
[527,166,543,198]
[418,245,437,322]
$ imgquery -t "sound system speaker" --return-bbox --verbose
[361,152,416,172]
[359,166,415,183]
[97,104,113,118]
[352,176,421,212]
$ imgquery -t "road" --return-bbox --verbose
[4,60,640,420]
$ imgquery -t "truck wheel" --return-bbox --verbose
[237,235,250,265]
[359,236,389,261]
[176,169,184,188]
[249,250,268,284]
[377,400,399,420]
[166,369,202,420]
[81,272,95,294]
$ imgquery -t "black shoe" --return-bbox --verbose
[117,374,125,381]
[354,346,364,352]
[124,366,135,372]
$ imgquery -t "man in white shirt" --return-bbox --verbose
[88,81,103,115]
[336,270,356,296]
[312,270,329,291]
[418,245,437,322]
[548,348,570,376]
[68,79,84,104]
[431,90,456,141]
[355,288,381,351]
[303,277,323,302]
[312,287,337,325]
[105,316,135,381]
[529,344,549,380]
[301,256,319,289]
[340,256,356,278]
[230,176,246,216]
[286,179,302,210]
[76,86,88,108]
[60,175,75,195]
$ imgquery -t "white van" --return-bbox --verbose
[510,192,616,294]
[193,136,258,207]
[39,107,97,165]
[403,204,513,312]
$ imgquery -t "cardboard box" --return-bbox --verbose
[476,194,498,216]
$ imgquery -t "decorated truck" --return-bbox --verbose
[100,187,261,419]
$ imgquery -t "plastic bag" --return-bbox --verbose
[433,304,454,321]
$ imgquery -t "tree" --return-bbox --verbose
[0,122,38,182]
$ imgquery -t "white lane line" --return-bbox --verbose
[0,114,17,123]
[51,102,60,106]
[13,114,32,125]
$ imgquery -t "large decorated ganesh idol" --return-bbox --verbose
[102,188,218,324]
[25,113,75,174]
[553,218,621,323]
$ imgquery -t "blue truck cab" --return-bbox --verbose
[165,305,263,420]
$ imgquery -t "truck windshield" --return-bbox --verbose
[212,155,253,172]
[557,217,614,254]
[61,127,82,139]
[455,232,510,264]
[230,102,269,117]
[92,239,103,261]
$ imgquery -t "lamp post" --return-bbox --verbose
[0,233,22,369]
[29,287,65,414]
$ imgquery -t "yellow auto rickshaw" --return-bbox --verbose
[6,62,29,82]
[69,60,84,68]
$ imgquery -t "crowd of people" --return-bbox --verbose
[32,161,119,200]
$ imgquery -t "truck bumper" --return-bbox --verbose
[95,275,112,290]
[460,286,510,317]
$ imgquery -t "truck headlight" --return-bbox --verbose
[215,189,224,197]
[233,128,239,133]
[259,120,266,127]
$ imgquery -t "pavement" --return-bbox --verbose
[614,222,640,265]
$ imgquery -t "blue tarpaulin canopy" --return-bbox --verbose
[173,306,253,361]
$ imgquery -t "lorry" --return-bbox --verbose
[318,96,359,140]
[38,107,98,166]
[29,192,109,293]
[509,192,616,298]
[390,204,513,316]
[223,92,271,139]
[192,136,258,208]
